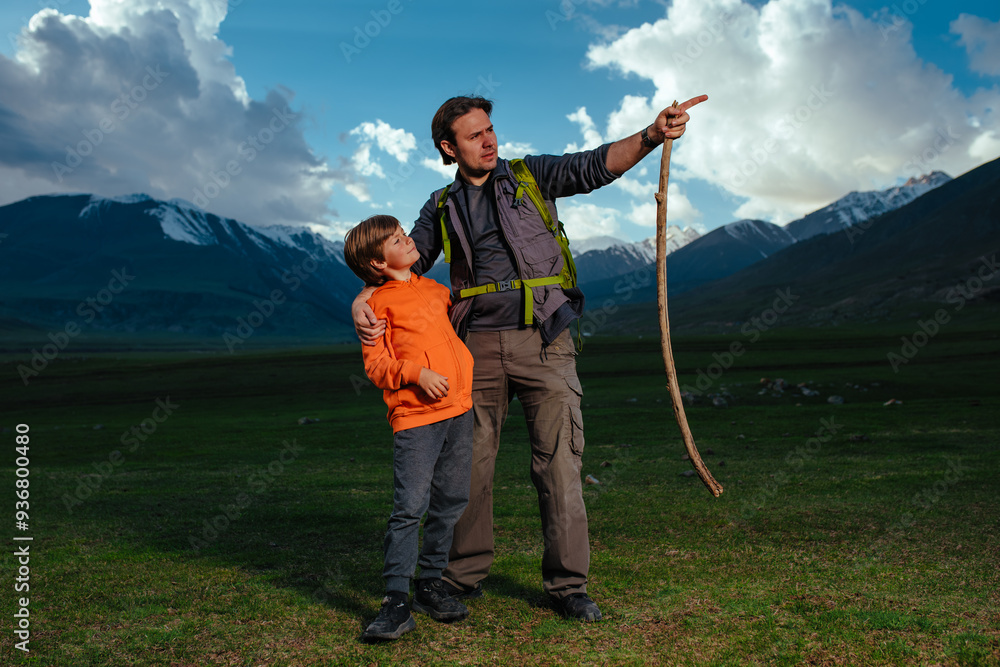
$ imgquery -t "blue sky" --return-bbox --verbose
[1,0,997,244]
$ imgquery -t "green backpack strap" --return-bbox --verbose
[509,159,578,292]
[436,185,453,263]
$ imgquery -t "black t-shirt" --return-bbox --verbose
[463,181,522,331]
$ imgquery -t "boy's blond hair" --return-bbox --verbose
[344,215,402,287]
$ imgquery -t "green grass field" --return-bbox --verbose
[1,323,998,666]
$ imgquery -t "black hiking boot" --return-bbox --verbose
[361,592,416,642]
[557,593,603,622]
[413,578,470,622]
[439,579,484,600]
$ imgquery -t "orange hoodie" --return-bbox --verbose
[363,274,474,433]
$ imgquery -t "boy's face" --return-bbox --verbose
[374,226,419,274]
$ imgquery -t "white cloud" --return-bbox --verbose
[0,0,346,227]
[350,120,417,163]
[558,201,623,240]
[564,107,605,153]
[612,174,653,198]
[421,157,457,180]
[584,0,1000,222]
[627,183,700,229]
[345,119,419,203]
[344,182,371,204]
[951,14,1000,77]
[499,141,536,159]
[350,143,384,180]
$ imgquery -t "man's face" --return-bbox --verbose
[441,108,497,183]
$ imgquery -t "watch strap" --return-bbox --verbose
[641,125,656,148]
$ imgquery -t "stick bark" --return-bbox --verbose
[655,107,724,498]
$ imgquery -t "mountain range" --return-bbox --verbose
[602,160,998,334]
[0,194,361,346]
[0,162,993,349]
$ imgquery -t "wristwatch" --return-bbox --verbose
[641,125,656,148]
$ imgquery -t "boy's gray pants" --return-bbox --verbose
[383,409,473,594]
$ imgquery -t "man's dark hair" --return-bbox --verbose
[431,96,493,165]
[343,214,401,287]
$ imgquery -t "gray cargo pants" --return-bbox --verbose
[443,328,589,599]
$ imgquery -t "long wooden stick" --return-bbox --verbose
[655,102,723,498]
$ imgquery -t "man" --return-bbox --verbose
[354,93,706,622]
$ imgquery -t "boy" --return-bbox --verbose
[343,214,475,642]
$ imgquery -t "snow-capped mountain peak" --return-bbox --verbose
[784,171,952,241]
[144,199,345,264]
[725,219,796,246]
[148,200,223,246]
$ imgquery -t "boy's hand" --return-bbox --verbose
[352,288,385,345]
[418,368,450,400]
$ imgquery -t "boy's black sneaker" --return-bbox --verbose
[558,593,603,622]
[361,592,416,642]
[413,578,470,622]
[439,579,484,600]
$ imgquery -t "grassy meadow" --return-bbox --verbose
[1,321,998,666]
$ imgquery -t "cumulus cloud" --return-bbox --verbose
[0,0,346,228]
[345,119,420,203]
[583,0,1000,223]
[558,179,701,240]
[626,183,701,230]
[564,107,605,152]
[499,141,537,159]
[350,119,417,164]
[421,157,458,180]
[951,14,1000,77]
[558,201,623,239]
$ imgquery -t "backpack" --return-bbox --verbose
[435,158,579,329]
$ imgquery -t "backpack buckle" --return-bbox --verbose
[512,181,527,208]
[494,280,516,293]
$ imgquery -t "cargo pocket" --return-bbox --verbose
[564,373,585,457]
